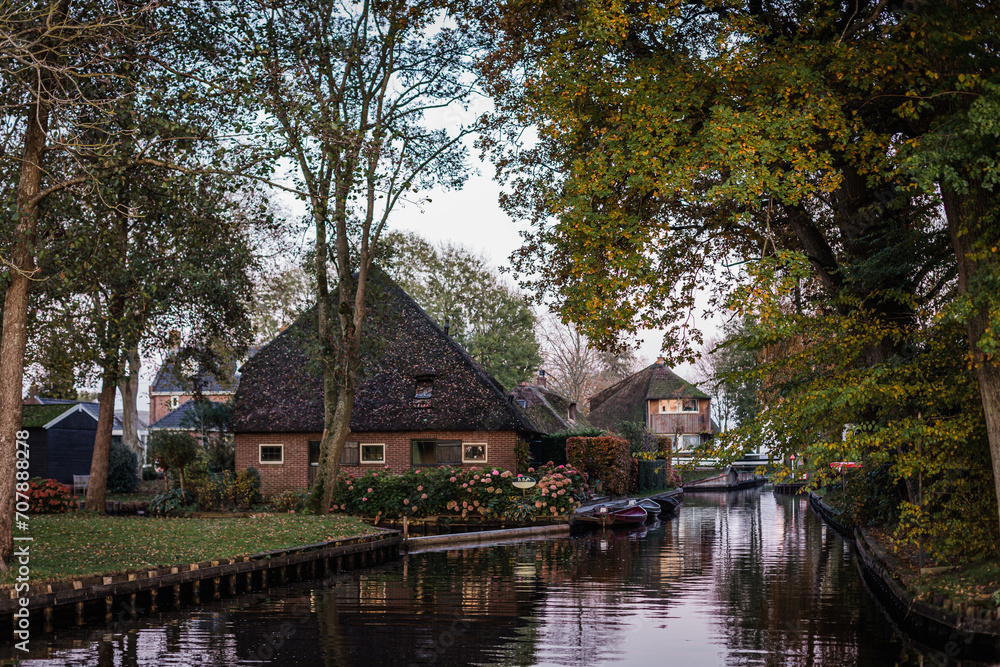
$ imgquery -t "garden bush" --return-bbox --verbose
[107,440,140,493]
[273,489,309,513]
[25,478,74,513]
[148,488,196,515]
[566,436,632,495]
[330,463,588,520]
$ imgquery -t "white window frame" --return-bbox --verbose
[678,434,700,451]
[360,443,386,465]
[170,396,180,410]
[259,444,284,464]
[462,442,488,463]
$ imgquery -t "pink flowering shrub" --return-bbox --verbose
[329,463,588,520]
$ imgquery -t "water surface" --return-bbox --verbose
[6,490,954,666]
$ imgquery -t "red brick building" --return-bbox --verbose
[232,278,538,496]
[149,358,236,425]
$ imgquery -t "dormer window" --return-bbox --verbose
[411,376,434,408]
[414,379,433,399]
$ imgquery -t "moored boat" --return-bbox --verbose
[608,504,647,524]
[574,505,617,528]
[636,498,662,517]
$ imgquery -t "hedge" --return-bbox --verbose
[565,436,632,495]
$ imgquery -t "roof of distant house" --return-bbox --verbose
[150,357,240,395]
[509,384,591,435]
[587,363,709,430]
[22,399,124,430]
[148,400,223,430]
[232,273,538,434]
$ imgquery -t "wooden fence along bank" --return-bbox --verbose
[2,532,401,637]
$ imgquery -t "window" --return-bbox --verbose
[341,441,359,466]
[517,399,527,408]
[414,379,433,399]
[259,444,283,464]
[308,440,360,467]
[361,443,385,464]
[462,443,488,463]
[169,396,179,410]
[677,434,700,451]
[659,398,699,414]
[411,439,461,466]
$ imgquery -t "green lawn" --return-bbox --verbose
[2,513,380,586]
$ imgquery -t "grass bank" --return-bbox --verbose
[820,489,1000,612]
[2,513,380,586]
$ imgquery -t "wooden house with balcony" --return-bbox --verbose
[587,359,715,455]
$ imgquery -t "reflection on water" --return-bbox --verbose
[7,490,957,666]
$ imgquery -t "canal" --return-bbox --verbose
[5,490,957,666]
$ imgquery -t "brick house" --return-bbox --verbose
[587,358,716,455]
[149,356,237,426]
[232,277,539,496]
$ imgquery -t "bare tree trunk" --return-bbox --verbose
[85,377,117,512]
[118,346,141,461]
[0,89,50,567]
[942,185,1000,531]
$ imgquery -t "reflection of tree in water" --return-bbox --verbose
[704,491,901,666]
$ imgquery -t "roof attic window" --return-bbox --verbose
[414,379,433,399]
[517,399,527,408]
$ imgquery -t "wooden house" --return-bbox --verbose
[231,276,539,496]
[21,403,103,485]
[587,359,714,453]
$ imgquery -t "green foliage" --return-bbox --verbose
[106,440,140,494]
[26,479,74,514]
[272,489,309,513]
[515,438,531,473]
[382,230,543,390]
[616,421,657,455]
[330,464,587,520]
[148,489,197,515]
[192,467,263,512]
[565,435,632,495]
[148,431,200,491]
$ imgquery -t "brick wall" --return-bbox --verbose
[235,430,521,497]
[149,392,233,425]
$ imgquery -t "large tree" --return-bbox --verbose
[230,0,476,513]
[0,0,160,567]
[477,1,1000,528]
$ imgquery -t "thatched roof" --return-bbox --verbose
[232,275,538,434]
[509,384,591,435]
[588,363,709,429]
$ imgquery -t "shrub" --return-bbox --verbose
[149,488,196,515]
[148,431,200,493]
[566,436,632,495]
[329,463,588,520]
[233,467,262,509]
[616,421,658,455]
[273,489,309,513]
[25,478,74,513]
[107,440,140,493]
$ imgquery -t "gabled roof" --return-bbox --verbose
[509,384,591,435]
[22,404,79,428]
[148,400,222,430]
[150,357,238,395]
[232,274,538,435]
[588,363,709,429]
[22,401,124,430]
